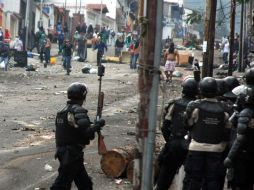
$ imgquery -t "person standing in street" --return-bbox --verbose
[38,27,46,63]
[94,37,107,66]
[50,82,105,190]
[77,32,87,62]
[44,38,51,68]
[164,42,179,82]
[115,36,124,57]
[154,78,199,190]
[58,31,65,55]
[0,27,4,41]
[222,38,230,64]
[0,41,9,71]
[62,39,73,75]
[129,37,141,70]
[183,77,231,190]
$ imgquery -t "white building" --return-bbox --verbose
[0,0,20,37]
[35,5,50,33]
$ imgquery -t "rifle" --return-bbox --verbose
[96,65,107,155]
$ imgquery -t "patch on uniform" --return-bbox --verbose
[67,112,79,128]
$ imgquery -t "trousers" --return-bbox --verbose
[51,146,93,190]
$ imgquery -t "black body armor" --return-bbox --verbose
[55,103,94,147]
[190,100,226,144]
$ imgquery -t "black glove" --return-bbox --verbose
[93,118,105,132]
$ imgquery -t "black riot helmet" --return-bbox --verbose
[181,77,199,97]
[215,79,226,96]
[224,76,240,92]
[245,68,254,86]
[199,77,217,98]
[67,82,88,100]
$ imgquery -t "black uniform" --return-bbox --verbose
[225,106,254,189]
[183,77,231,190]
[155,78,198,190]
[51,83,104,190]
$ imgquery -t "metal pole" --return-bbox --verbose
[76,0,77,13]
[25,0,30,50]
[228,0,236,76]
[80,0,81,12]
[100,0,103,31]
[40,0,43,27]
[239,1,244,72]
[141,0,163,189]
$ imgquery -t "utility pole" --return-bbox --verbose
[228,0,236,76]
[25,0,31,50]
[202,0,217,78]
[39,0,43,28]
[133,0,163,189]
[239,1,244,72]
[100,0,103,31]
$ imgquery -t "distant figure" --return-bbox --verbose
[58,31,65,54]
[115,36,124,57]
[164,42,179,82]
[0,27,4,41]
[129,37,140,70]
[13,36,23,51]
[222,39,229,64]
[62,39,73,75]
[87,23,94,39]
[0,41,9,71]
[94,37,107,66]
[44,38,51,68]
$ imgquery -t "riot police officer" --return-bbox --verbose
[223,76,240,103]
[183,77,231,190]
[224,68,254,189]
[155,78,199,190]
[50,82,105,190]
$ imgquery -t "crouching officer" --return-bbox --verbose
[155,78,199,190]
[50,82,105,190]
[224,68,254,189]
[183,77,231,190]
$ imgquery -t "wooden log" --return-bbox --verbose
[101,139,164,179]
[100,146,137,178]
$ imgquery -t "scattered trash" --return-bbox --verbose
[54,91,67,95]
[218,64,228,70]
[115,179,123,185]
[44,164,53,172]
[41,135,54,140]
[128,108,136,113]
[21,126,36,131]
[72,56,80,61]
[89,68,97,74]
[0,60,5,68]
[26,65,36,71]
[126,81,133,85]
[34,86,48,90]
[82,64,92,74]
[173,71,183,77]
[127,132,136,136]
[40,117,47,120]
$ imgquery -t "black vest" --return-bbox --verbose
[240,108,254,153]
[192,100,226,144]
[171,97,194,137]
[55,104,90,146]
